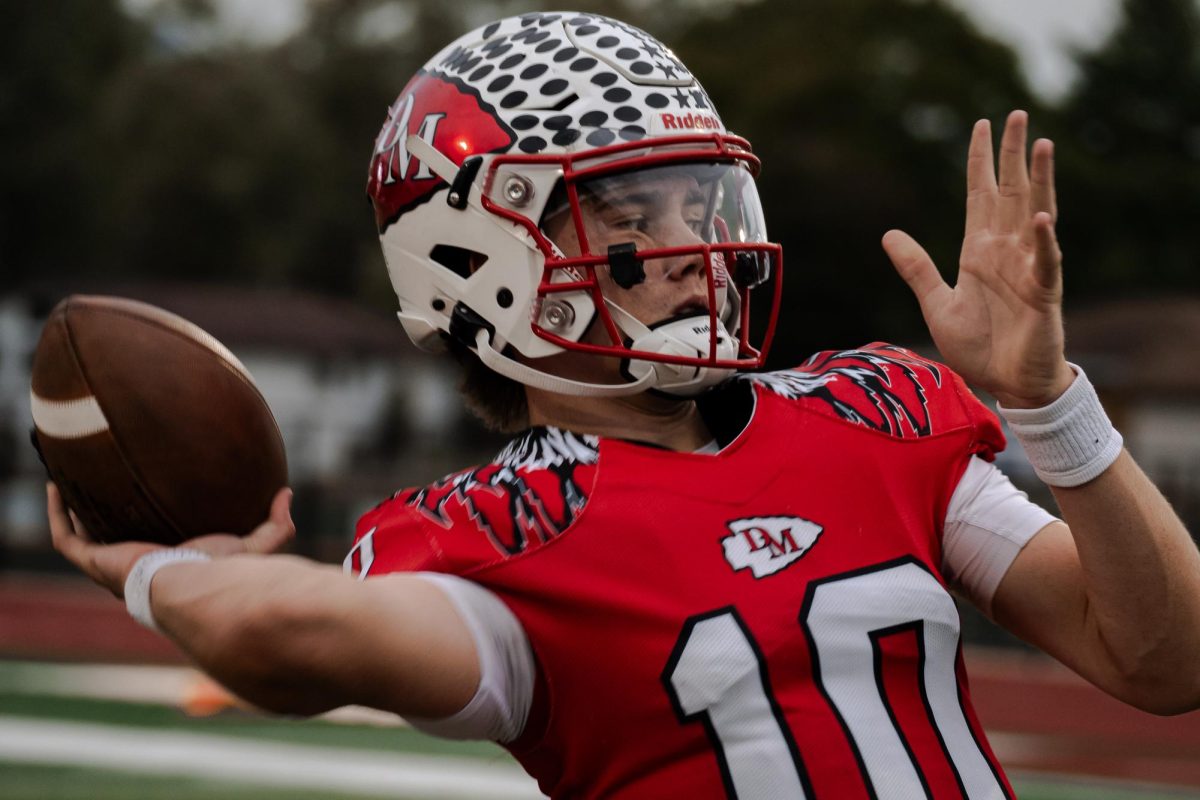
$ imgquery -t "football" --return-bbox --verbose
[30,295,288,544]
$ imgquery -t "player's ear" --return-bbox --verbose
[429,245,489,278]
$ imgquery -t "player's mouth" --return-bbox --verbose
[673,299,710,317]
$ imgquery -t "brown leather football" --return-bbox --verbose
[30,295,288,544]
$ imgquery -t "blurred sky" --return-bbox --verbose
[122,0,1122,101]
[947,0,1121,99]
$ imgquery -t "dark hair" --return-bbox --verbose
[439,183,573,433]
[446,336,529,433]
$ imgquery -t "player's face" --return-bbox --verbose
[543,166,721,329]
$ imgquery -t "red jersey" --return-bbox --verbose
[351,344,1014,799]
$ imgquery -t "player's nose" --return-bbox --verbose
[659,216,707,282]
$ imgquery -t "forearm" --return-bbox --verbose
[993,365,1200,713]
[147,555,478,718]
[47,484,478,718]
[149,555,361,714]
[1052,451,1200,711]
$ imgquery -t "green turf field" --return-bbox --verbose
[3,752,1195,800]
[1,762,401,800]
[0,669,535,800]
[1016,779,1200,800]
[0,761,1189,800]
[0,690,502,758]
[1,662,1196,800]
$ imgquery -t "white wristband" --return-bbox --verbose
[124,549,212,633]
[997,364,1123,488]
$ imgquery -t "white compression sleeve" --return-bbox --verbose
[942,457,1059,616]
[403,572,535,743]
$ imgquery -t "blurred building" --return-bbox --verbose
[4,288,1199,566]
[0,284,504,566]
[1065,296,1200,531]
[987,297,1200,525]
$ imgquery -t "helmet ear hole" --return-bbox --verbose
[430,245,489,278]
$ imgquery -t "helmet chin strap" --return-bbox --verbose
[605,303,737,397]
[472,300,736,398]
[473,328,655,397]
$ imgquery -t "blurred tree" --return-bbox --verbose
[85,0,462,303]
[270,0,469,303]
[1055,0,1200,299]
[672,0,1038,363]
[0,0,474,304]
[20,0,691,307]
[0,0,146,291]
[0,0,1072,360]
[88,52,336,287]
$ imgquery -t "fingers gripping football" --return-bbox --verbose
[48,483,295,599]
[185,489,297,557]
[48,482,156,597]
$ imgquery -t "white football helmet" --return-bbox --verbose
[367,11,782,396]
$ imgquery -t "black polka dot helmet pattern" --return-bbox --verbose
[368,11,783,397]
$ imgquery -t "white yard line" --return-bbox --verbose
[0,659,404,726]
[0,716,545,799]
[0,660,197,704]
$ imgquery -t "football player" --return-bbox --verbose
[49,12,1200,799]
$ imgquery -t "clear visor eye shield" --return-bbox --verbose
[413,134,784,396]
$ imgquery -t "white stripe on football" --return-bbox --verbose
[30,390,110,439]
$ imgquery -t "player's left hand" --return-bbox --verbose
[47,483,295,599]
[882,110,1075,409]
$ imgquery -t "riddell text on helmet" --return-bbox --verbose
[657,112,723,131]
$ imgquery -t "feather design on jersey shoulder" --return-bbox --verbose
[746,344,945,438]
[403,427,598,559]
[496,426,599,469]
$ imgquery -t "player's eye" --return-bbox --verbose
[611,215,649,233]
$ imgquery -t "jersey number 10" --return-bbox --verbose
[661,558,1011,799]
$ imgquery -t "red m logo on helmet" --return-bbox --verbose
[367,72,515,232]
[373,96,445,185]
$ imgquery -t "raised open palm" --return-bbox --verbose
[882,110,1075,409]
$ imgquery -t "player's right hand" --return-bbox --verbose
[882,110,1074,410]
[48,483,295,599]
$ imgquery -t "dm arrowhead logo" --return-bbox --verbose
[721,516,823,578]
